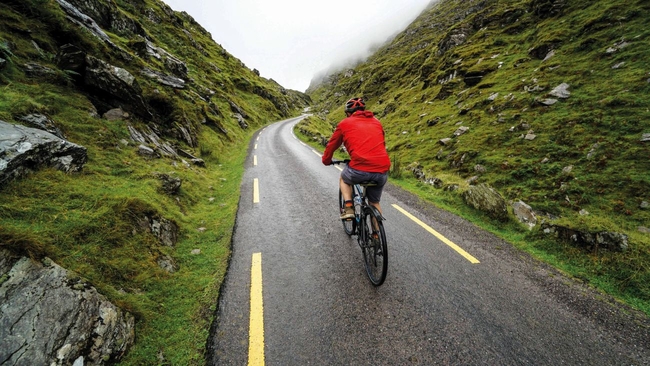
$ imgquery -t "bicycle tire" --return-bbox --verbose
[339,188,355,236]
[360,206,388,286]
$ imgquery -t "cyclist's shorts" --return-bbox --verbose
[341,166,388,203]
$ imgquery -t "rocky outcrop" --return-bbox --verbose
[18,114,65,139]
[462,183,509,221]
[541,223,629,252]
[0,249,135,365]
[54,0,115,47]
[0,120,87,188]
[84,55,152,119]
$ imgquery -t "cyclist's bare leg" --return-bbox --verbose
[340,177,353,201]
[369,201,382,232]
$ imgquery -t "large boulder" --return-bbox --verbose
[462,183,509,221]
[0,120,87,188]
[0,249,135,365]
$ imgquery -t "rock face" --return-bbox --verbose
[462,183,509,221]
[84,55,152,119]
[0,120,87,187]
[542,224,629,252]
[0,249,135,365]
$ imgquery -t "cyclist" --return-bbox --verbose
[322,97,391,220]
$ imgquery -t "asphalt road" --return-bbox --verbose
[207,116,650,365]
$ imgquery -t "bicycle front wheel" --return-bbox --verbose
[339,188,355,236]
[361,206,387,286]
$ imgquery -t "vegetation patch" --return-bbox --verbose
[304,0,650,315]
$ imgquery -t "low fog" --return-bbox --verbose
[163,0,435,92]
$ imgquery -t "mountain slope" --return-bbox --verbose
[0,0,308,363]
[304,0,650,312]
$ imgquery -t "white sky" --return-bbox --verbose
[162,0,432,92]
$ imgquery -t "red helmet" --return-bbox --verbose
[344,97,365,114]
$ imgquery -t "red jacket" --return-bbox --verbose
[322,110,391,173]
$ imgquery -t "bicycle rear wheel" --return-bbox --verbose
[339,188,355,235]
[361,206,387,286]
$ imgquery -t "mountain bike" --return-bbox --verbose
[331,160,388,286]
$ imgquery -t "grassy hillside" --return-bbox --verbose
[0,0,307,364]
[303,0,650,314]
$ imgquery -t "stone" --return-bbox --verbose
[137,144,158,158]
[157,255,177,273]
[137,214,179,247]
[641,133,650,142]
[512,200,537,229]
[538,98,558,106]
[54,0,114,46]
[23,62,56,78]
[439,138,452,146]
[0,249,134,364]
[549,83,570,98]
[157,173,181,195]
[234,113,248,129]
[84,56,152,119]
[467,176,479,185]
[103,108,130,121]
[462,183,509,221]
[453,126,470,137]
[542,50,555,61]
[141,67,185,89]
[541,224,629,252]
[0,121,87,187]
[18,114,65,139]
[55,44,86,73]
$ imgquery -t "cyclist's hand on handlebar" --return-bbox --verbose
[330,159,350,165]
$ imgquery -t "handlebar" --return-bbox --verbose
[330,159,351,165]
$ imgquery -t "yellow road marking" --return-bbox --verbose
[254,144,258,150]
[248,253,265,366]
[392,204,480,264]
[253,179,260,203]
[254,155,257,166]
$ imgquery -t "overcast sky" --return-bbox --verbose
[162,0,432,92]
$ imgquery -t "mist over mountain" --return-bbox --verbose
[302,0,650,311]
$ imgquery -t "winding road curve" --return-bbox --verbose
[208,116,650,365]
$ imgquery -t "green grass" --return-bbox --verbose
[303,0,650,316]
[0,0,308,363]
[0,119,251,364]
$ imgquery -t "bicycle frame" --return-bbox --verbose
[331,159,388,285]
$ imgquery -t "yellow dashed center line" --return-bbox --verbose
[248,253,265,366]
[253,179,260,203]
[254,144,258,150]
[392,204,480,264]
[254,155,258,166]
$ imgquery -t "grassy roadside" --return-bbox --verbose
[0,105,254,365]
[294,125,650,317]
